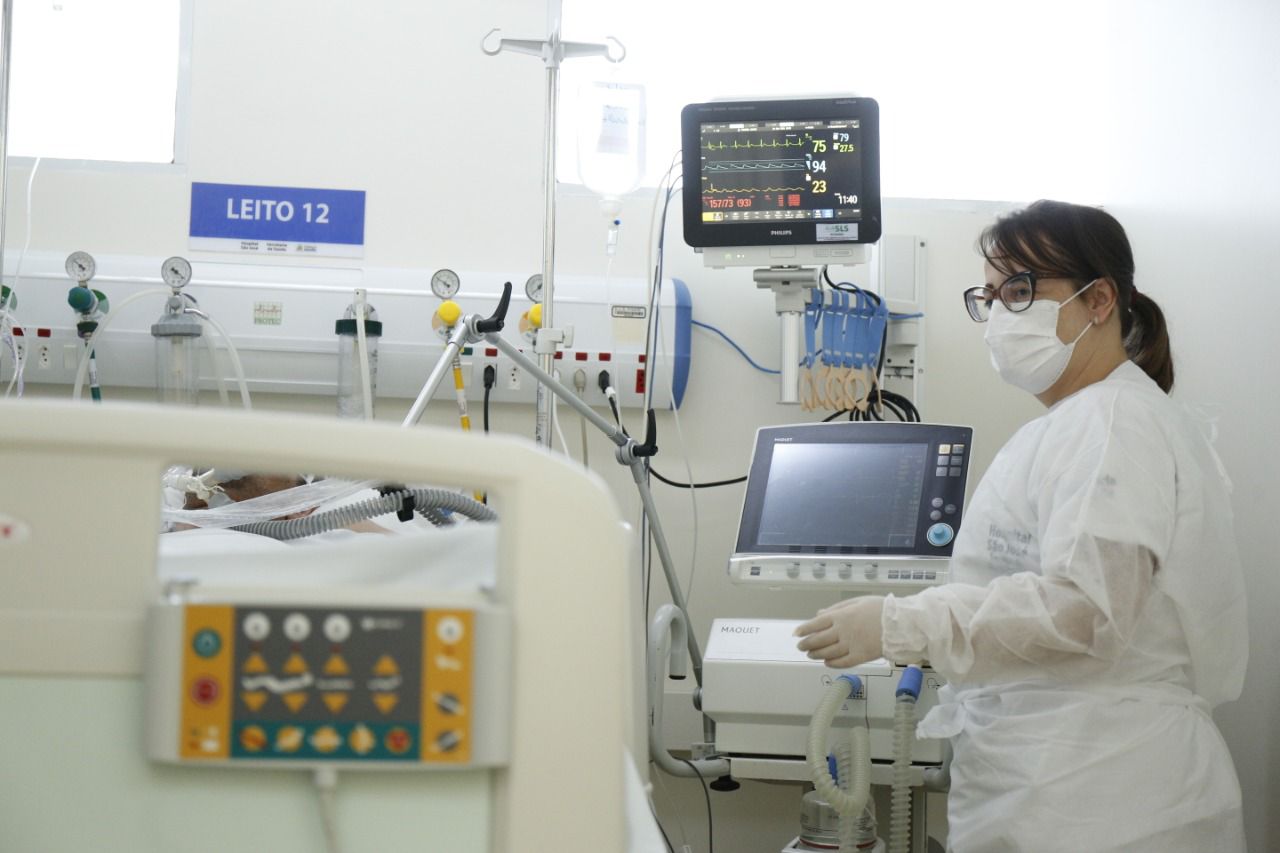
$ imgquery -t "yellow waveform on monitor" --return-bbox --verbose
[703,182,806,193]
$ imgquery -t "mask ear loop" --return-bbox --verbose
[1063,280,1102,346]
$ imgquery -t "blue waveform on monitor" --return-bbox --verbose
[703,159,808,172]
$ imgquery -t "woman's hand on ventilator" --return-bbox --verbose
[794,595,886,669]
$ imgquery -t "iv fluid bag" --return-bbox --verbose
[576,81,646,199]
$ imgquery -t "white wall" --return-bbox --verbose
[1101,3,1280,849]
[4,1,1278,852]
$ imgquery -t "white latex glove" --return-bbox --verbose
[794,595,886,669]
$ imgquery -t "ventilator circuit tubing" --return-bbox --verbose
[232,487,495,540]
[647,604,731,780]
[889,667,923,853]
[808,675,872,853]
[71,294,252,409]
[72,287,171,400]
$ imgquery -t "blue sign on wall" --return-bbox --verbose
[189,182,366,258]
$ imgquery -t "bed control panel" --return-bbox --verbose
[146,600,509,769]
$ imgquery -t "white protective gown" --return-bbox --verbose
[882,361,1248,852]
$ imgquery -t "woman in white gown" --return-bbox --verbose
[795,200,1248,852]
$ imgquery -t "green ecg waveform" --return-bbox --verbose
[703,137,805,151]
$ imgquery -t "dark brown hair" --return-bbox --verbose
[978,199,1173,393]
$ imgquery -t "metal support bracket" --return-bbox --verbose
[754,266,822,404]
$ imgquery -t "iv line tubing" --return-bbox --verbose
[202,329,230,406]
[355,290,373,420]
[185,308,251,410]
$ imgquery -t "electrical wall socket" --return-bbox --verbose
[504,363,521,391]
[36,343,50,369]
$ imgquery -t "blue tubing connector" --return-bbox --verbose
[837,674,863,698]
[895,666,923,700]
[827,752,839,781]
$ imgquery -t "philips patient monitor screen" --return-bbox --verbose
[681,97,881,249]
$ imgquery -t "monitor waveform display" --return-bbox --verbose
[699,119,864,225]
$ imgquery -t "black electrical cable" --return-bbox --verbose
[482,365,495,434]
[608,396,628,436]
[680,758,715,853]
[822,264,881,302]
[654,811,677,853]
[648,468,746,489]
[879,389,920,421]
[825,389,921,424]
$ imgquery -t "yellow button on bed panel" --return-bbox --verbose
[180,605,234,760]
[422,609,473,764]
[323,654,349,676]
[282,692,309,713]
[283,653,308,675]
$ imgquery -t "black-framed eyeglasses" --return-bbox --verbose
[963,271,1039,323]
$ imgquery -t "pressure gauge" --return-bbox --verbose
[430,268,461,299]
[65,251,96,283]
[161,256,193,289]
[525,273,543,303]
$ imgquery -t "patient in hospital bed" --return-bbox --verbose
[176,471,393,533]
[159,468,499,592]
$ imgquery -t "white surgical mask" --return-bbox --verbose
[984,280,1097,394]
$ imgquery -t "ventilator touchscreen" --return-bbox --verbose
[756,442,927,549]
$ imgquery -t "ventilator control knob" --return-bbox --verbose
[926,523,954,547]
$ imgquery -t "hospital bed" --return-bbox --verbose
[0,399,656,853]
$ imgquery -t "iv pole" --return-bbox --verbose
[0,0,15,296]
[480,13,624,448]
[472,6,726,781]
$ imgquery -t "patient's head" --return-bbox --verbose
[183,473,307,511]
